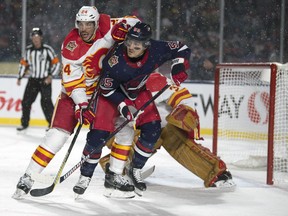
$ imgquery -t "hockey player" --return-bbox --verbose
[12,5,139,199]
[98,72,236,197]
[97,45,235,196]
[73,21,191,198]
[141,72,236,188]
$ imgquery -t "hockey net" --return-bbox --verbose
[213,63,288,185]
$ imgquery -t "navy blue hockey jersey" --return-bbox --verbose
[100,39,191,105]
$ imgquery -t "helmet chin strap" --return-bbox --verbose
[89,21,98,42]
[87,32,96,43]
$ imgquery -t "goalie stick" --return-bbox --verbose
[30,84,169,197]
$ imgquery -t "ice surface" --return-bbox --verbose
[0,126,287,216]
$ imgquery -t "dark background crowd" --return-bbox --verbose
[0,0,287,81]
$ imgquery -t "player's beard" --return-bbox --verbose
[80,31,95,43]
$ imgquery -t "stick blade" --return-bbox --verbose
[142,165,155,179]
[30,184,55,197]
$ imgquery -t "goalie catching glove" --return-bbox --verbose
[75,102,95,125]
[171,58,188,86]
[111,20,130,42]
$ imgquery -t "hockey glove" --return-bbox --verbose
[111,20,130,42]
[171,58,188,86]
[75,102,95,125]
[118,99,135,121]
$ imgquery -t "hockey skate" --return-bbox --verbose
[126,164,146,196]
[73,175,91,198]
[12,173,34,199]
[104,163,135,199]
[210,170,236,188]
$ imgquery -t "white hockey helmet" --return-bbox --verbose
[75,6,100,28]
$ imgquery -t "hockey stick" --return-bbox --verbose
[30,82,100,197]
[32,165,155,185]
[59,84,170,184]
[29,43,121,197]
[30,84,169,197]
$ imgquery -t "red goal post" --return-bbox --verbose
[212,62,288,185]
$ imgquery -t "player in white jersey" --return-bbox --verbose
[12,5,139,199]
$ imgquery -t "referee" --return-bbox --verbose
[17,27,60,131]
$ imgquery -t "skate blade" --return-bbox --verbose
[12,189,26,200]
[134,188,144,197]
[213,179,236,189]
[103,188,135,199]
[74,193,83,201]
[207,180,236,193]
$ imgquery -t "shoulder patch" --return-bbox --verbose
[168,41,180,50]
[108,55,119,67]
[65,41,78,52]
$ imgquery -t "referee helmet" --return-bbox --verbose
[31,27,43,37]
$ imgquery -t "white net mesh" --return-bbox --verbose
[273,65,288,182]
[215,63,288,184]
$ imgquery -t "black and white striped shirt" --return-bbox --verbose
[18,43,60,79]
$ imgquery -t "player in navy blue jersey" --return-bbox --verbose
[100,27,190,105]
[73,21,191,198]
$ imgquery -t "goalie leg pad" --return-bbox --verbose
[99,154,110,172]
[161,124,227,187]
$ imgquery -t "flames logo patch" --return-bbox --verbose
[65,41,77,52]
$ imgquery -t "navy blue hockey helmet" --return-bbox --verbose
[31,27,43,37]
[126,22,152,46]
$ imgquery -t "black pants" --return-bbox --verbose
[20,78,54,127]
